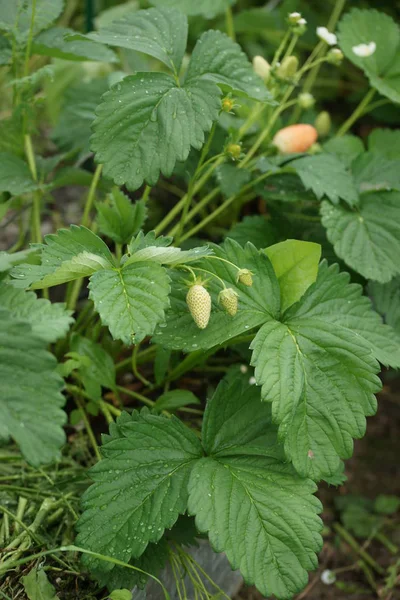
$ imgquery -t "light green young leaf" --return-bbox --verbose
[154,239,280,351]
[109,590,132,600]
[265,239,321,313]
[22,566,59,600]
[226,215,278,249]
[96,188,147,245]
[124,244,212,266]
[185,29,271,102]
[352,152,400,192]
[76,411,202,574]
[324,135,364,168]
[250,317,381,480]
[215,163,251,198]
[368,128,400,160]
[290,154,359,206]
[0,152,38,195]
[149,0,235,19]
[0,283,73,342]
[369,277,400,335]
[154,389,200,413]
[338,9,400,103]
[0,308,66,466]
[91,73,221,191]
[89,262,170,344]
[7,65,55,91]
[89,7,188,73]
[30,251,111,289]
[320,191,400,283]
[287,261,400,369]
[33,27,117,62]
[0,0,64,43]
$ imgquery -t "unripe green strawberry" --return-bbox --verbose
[237,268,253,287]
[218,288,239,316]
[186,284,211,329]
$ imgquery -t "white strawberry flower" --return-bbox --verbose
[298,17,307,25]
[352,42,376,57]
[317,26,337,46]
[288,12,301,24]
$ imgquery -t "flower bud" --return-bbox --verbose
[327,47,343,65]
[314,111,331,137]
[308,142,322,154]
[273,124,318,154]
[316,27,337,46]
[252,55,271,82]
[287,12,302,25]
[276,55,298,79]
[292,18,307,35]
[222,97,235,112]
[186,284,212,329]
[298,92,315,109]
[225,143,241,160]
[218,288,239,316]
[237,268,253,287]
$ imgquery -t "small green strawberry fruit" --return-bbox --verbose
[186,284,212,329]
[219,288,239,316]
[237,268,253,287]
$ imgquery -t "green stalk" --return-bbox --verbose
[336,88,376,136]
[271,28,291,68]
[24,135,42,245]
[22,0,37,79]
[334,523,384,574]
[225,3,235,40]
[73,395,101,461]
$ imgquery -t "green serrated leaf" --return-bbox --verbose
[369,277,400,335]
[109,590,133,600]
[374,495,400,515]
[97,188,147,245]
[90,7,187,73]
[290,154,358,206]
[76,411,202,575]
[185,29,271,102]
[70,334,116,396]
[265,239,321,313]
[0,152,38,195]
[154,389,200,412]
[124,244,212,266]
[91,73,220,191]
[0,34,11,65]
[7,65,55,91]
[286,261,400,369]
[368,128,400,160]
[0,0,64,44]
[149,0,235,19]
[154,346,171,385]
[320,191,400,283]
[0,308,66,466]
[89,262,170,344]
[352,152,400,192]
[22,566,59,600]
[324,135,364,168]
[33,27,117,62]
[250,317,381,480]
[0,283,73,342]
[31,251,112,289]
[226,215,278,249]
[154,239,280,351]
[0,248,38,272]
[338,9,400,103]
[215,163,251,198]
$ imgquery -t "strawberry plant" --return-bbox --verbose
[0,1,400,599]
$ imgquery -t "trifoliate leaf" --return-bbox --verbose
[22,566,58,600]
[154,239,280,351]
[76,411,202,575]
[185,29,271,102]
[96,188,147,245]
[369,277,400,336]
[89,262,170,344]
[52,78,109,153]
[149,0,235,19]
[90,7,187,74]
[226,215,278,249]
[368,128,400,160]
[0,152,38,195]
[288,261,400,369]
[153,389,200,413]
[324,135,364,168]
[352,152,400,192]
[338,9,400,103]
[91,73,221,191]
[265,239,321,313]
[320,191,400,283]
[0,308,66,466]
[33,27,117,62]
[250,317,381,480]
[215,163,251,198]
[0,0,64,43]
[0,283,73,343]
[70,334,116,398]
[290,154,359,206]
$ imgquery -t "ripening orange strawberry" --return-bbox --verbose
[273,124,318,154]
